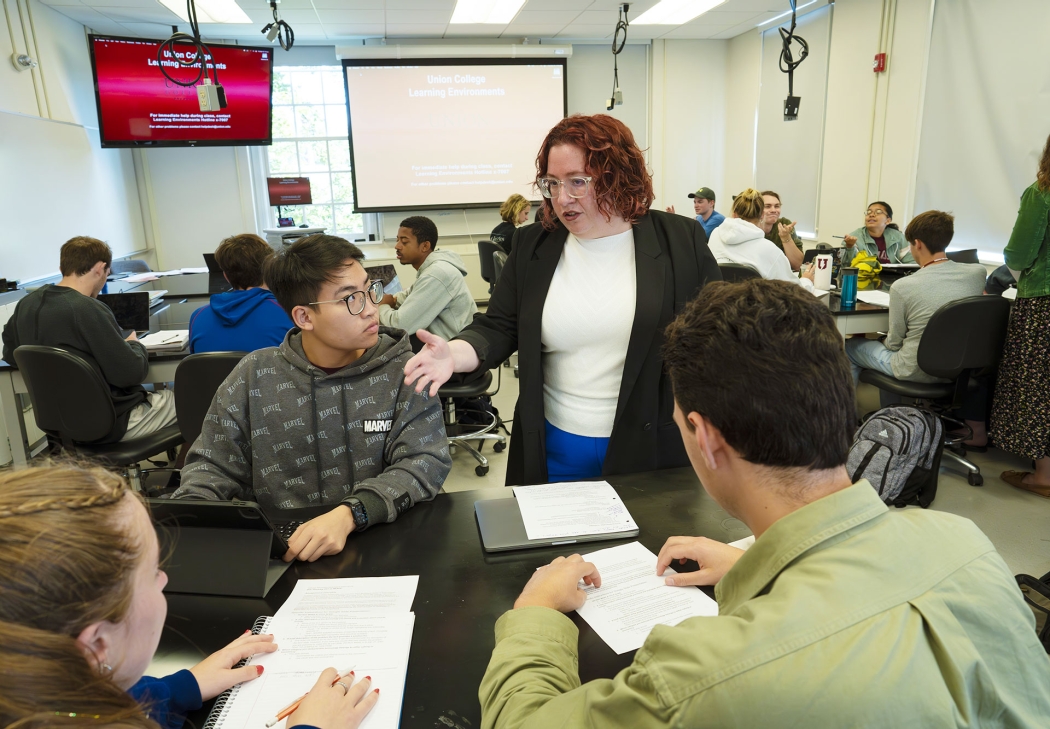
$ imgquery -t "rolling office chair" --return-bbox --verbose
[945,249,980,264]
[13,345,182,491]
[174,352,248,444]
[111,259,152,274]
[857,295,1011,486]
[718,263,761,282]
[438,370,507,477]
[478,240,505,295]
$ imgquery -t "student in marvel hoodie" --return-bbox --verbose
[173,234,452,562]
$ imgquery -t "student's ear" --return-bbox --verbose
[687,412,725,471]
[75,621,112,673]
[92,261,108,278]
[291,304,315,331]
[911,238,927,255]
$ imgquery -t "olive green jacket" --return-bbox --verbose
[480,481,1050,729]
[765,216,803,253]
[1005,182,1050,299]
[846,226,914,264]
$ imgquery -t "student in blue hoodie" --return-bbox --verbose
[189,234,293,353]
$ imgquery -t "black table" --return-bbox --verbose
[160,468,749,728]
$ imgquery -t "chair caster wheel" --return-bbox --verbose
[476,465,489,477]
[968,472,983,487]
[493,441,506,452]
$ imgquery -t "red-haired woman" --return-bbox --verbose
[404,114,721,485]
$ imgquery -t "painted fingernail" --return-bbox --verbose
[364,676,371,681]
[244,629,251,634]
[256,665,264,675]
[373,688,380,694]
[349,671,355,676]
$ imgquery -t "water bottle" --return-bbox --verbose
[840,267,859,308]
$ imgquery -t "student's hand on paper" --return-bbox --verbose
[843,234,858,247]
[514,554,602,612]
[656,536,745,587]
[283,505,355,563]
[403,330,455,397]
[289,669,378,729]
[189,631,278,701]
[665,205,676,214]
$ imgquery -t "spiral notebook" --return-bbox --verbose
[203,577,418,729]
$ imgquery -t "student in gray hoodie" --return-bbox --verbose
[174,235,452,562]
[378,216,478,343]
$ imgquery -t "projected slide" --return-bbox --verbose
[343,60,566,211]
[90,35,273,147]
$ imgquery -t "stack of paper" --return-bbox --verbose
[139,330,189,351]
[180,266,210,274]
[214,576,418,729]
[856,290,891,307]
[512,481,638,541]
[123,272,159,283]
[575,542,719,654]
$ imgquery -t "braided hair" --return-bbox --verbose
[0,464,159,728]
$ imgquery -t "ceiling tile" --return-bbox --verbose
[555,24,611,38]
[315,8,385,23]
[695,9,764,24]
[501,23,568,36]
[88,0,167,7]
[39,0,86,7]
[573,9,620,23]
[243,8,273,22]
[510,10,582,24]
[323,23,386,37]
[385,0,455,7]
[657,24,734,38]
[117,21,177,35]
[384,23,450,36]
[96,5,181,22]
[49,6,109,23]
[383,9,450,23]
[273,8,319,22]
[519,0,595,8]
[443,24,508,37]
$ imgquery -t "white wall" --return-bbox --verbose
[0,0,148,282]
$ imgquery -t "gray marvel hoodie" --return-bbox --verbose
[173,327,451,526]
[378,250,478,340]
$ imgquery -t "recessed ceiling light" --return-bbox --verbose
[450,0,526,24]
[157,0,251,25]
[633,0,728,25]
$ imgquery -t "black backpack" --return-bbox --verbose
[846,406,944,508]
[1016,570,1050,653]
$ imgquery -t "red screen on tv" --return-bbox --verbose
[89,35,273,148]
[267,177,312,206]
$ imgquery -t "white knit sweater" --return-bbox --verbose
[540,229,637,437]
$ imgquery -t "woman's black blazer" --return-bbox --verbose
[455,209,722,485]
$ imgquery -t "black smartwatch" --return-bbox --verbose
[345,497,369,531]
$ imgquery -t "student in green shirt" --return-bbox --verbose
[480,279,1050,729]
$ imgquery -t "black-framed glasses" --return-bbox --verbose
[537,175,593,199]
[309,280,384,315]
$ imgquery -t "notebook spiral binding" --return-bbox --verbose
[202,616,273,729]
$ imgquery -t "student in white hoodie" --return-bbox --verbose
[707,188,816,290]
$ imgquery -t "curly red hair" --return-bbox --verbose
[534,114,654,231]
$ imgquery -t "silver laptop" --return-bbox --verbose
[475,497,640,553]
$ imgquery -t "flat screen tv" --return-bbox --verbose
[267,177,312,206]
[89,34,274,148]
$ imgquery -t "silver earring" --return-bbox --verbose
[100,662,113,675]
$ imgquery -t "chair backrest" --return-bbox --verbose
[478,240,502,288]
[718,263,761,282]
[492,250,508,286]
[945,248,980,264]
[916,295,1012,380]
[174,351,247,444]
[111,259,152,274]
[12,345,116,445]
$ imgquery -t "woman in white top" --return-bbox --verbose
[403,114,720,485]
[708,188,816,290]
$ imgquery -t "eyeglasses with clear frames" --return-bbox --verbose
[537,176,593,199]
[309,280,384,315]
